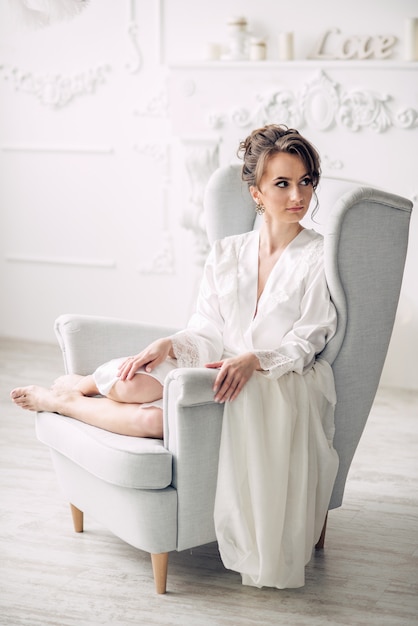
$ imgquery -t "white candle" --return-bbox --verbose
[404,18,418,61]
[206,42,222,61]
[250,38,267,61]
[278,32,294,61]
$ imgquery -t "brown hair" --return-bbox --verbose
[238,124,321,190]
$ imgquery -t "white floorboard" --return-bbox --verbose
[1,337,417,625]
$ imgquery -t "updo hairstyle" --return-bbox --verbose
[238,124,321,191]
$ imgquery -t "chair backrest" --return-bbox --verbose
[204,164,412,509]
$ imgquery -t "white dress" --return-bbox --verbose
[94,228,339,588]
[174,228,339,589]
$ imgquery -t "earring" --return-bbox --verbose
[255,202,265,215]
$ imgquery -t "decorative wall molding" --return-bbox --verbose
[0,63,111,108]
[134,76,169,117]
[133,142,169,170]
[6,0,89,28]
[1,143,114,154]
[156,0,166,65]
[0,0,144,113]
[125,0,142,73]
[181,138,220,265]
[207,70,418,133]
[5,255,116,269]
[322,154,344,170]
[137,230,175,274]
[134,141,175,275]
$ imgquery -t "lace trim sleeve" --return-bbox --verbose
[171,331,202,368]
[254,350,295,379]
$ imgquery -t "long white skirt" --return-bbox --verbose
[214,359,339,589]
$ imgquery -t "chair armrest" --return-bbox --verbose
[165,367,219,409]
[163,367,224,550]
[55,313,179,375]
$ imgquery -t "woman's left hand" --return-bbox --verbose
[205,353,260,403]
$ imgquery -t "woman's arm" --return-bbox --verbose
[207,255,337,401]
[171,244,225,367]
[117,337,175,380]
[255,259,337,379]
[206,352,261,403]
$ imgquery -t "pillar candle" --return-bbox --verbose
[405,18,418,61]
[278,32,294,61]
[206,42,222,61]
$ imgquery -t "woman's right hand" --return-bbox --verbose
[117,338,174,381]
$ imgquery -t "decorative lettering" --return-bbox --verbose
[310,28,397,60]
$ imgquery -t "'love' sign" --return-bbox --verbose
[311,28,397,60]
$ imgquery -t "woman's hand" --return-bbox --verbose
[205,353,261,403]
[117,338,174,381]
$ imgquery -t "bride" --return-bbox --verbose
[11,124,339,589]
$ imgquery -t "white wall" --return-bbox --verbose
[0,0,417,389]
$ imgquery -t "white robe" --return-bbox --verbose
[172,228,339,589]
[94,227,339,588]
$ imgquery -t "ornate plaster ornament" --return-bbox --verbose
[181,139,220,265]
[6,0,89,28]
[135,142,175,275]
[337,90,392,132]
[133,142,169,172]
[125,0,142,73]
[218,71,417,134]
[322,155,344,171]
[137,230,175,274]
[134,78,169,118]
[0,63,111,108]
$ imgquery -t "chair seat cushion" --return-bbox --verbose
[36,412,172,490]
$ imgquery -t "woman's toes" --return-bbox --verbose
[10,387,28,402]
[10,385,48,412]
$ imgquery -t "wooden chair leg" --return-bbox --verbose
[151,552,169,594]
[315,512,328,550]
[70,503,84,533]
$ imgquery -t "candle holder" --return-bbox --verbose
[223,16,250,61]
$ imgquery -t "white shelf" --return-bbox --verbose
[170,60,418,70]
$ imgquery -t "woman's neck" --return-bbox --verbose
[259,221,304,255]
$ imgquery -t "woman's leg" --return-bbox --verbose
[10,373,164,438]
[51,371,162,404]
[107,374,163,404]
[51,374,98,395]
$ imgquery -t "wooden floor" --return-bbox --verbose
[1,337,417,626]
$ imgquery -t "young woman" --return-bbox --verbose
[11,124,339,589]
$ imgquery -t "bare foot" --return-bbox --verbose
[51,374,84,393]
[10,385,64,413]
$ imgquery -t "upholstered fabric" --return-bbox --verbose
[204,164,256,242]
[204,166,412,508]
[322,187,412,507]
[35,169,412,591]
[163,367,224,550]
[54,314,179,376]
[49,450,177,554]
[36,412,172,490]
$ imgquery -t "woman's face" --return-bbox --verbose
[250,152,313,225]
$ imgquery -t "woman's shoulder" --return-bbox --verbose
[299,228,324,256]
[301,228,323,244]
[212,230,256,254]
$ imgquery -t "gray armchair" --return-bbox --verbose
[35,166,412,593]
